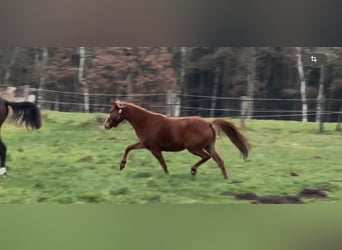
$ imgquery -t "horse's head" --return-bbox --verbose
[104,99,126,129]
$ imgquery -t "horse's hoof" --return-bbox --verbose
[0,167,7,176]
[190,168,196,176]
[120,161,126,170]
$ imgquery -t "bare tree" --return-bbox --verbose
[35,47,48,108]
[210,65,220,117]
[246,47,256,119]
[316,65,325,123]
[3,47,19,85]
[296,47,308,122]
[179,47,188,93]
[79,47,89,112]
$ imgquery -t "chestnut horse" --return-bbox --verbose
[0,97,41,175]
[104,100,250,179]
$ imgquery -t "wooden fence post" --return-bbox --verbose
[37,88,43,109]
[240,96,248,128]
[336,105,342,131]
[23,85,30,101]
[166,90,172,116]
[54,94,60,111]
[318,96,325,133]
[167,91,181,117]
[173,93,181,117]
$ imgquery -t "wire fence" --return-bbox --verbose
[1,85,342,123]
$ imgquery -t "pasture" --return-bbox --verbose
[0,111,342,204]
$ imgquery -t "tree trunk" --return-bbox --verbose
[3,47,18,85]
[336,105,342,131]
[166,90,173,116]
[316,65,325,123]
[126,47,139,103]
[296,47,308,122]
[179,47,188,116]
[126,73,133,102]
[79,47,89,112]
[209,66,220,117]
[240,96,249,128]
[180,47,187,85]
[36,47,48,108]
[246,47,256,119]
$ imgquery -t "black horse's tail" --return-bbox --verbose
[5,100,42,130]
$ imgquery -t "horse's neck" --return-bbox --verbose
[125,105,154,135]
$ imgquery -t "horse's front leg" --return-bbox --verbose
[120,142,144,170]
[0,139,7,176]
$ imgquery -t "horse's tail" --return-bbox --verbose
[5,100,42,130]
[211,118,250,159]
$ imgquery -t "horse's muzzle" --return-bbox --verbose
[104,118,113,130]
[104,123,111,130]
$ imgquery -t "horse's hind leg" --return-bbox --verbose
[207,144,228,179]
[187,148,211,177]
[150,150,169,174]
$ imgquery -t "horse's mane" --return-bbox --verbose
[125,102,166,118]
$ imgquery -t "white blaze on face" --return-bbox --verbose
[104,115,113,129]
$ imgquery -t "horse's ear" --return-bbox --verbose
[112,99,126,109]
[111,98,120,104]
[117,102,126,109]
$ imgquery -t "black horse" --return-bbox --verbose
[0,97,41,175]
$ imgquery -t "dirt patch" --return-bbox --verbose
[149,195,161,203]
[252,195,303,204]
[233,187,328,204]
[77,155,94,162]
[78,194,105,203]
[110,187,129,196]
[34,183,44,189]
[235,192,258,200]
[78,120,97,129]
[133,172,152,178]
[299,188,327,198]
[290,172,298,176]
[96,115,105,124]
[234,192,303,204]
[220,191,235,196]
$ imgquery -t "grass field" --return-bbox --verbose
[0,111,342,204]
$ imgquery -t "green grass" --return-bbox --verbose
[0,111,341,204]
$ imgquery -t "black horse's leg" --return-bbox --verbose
[120,142,144,170]
[0,139,7,176]
[0,139,6,168]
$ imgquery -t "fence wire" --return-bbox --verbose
[1,85,341,122]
